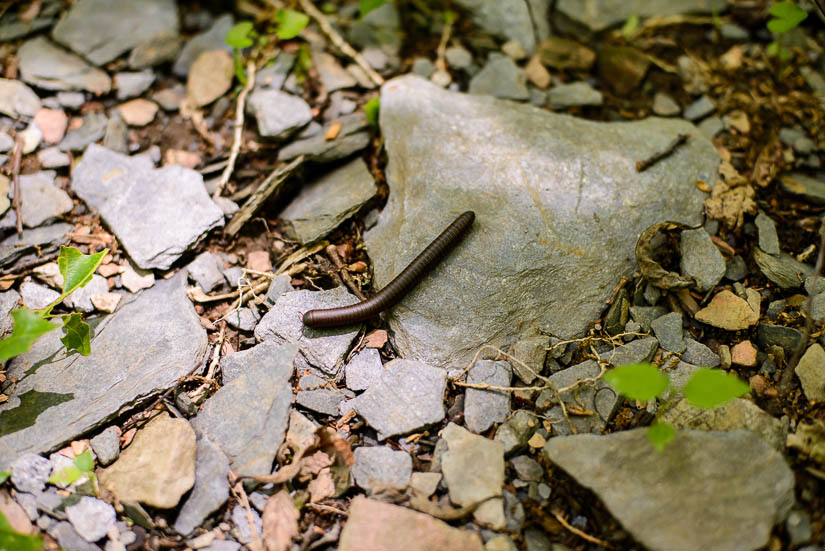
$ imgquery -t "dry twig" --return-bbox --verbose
[11,133,23,235]
[552,510,613,548]
[214,61,257,200]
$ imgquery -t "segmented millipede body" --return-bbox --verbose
[303,211,475,328]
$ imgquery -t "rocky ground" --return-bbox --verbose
[0,0,824,550]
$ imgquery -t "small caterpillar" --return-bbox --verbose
[303,211,475,328]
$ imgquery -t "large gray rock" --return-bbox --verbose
[191,343,298,477]
[0,275,207,470]
[368,75,717,368]
[52,0,179,66]
[173,14,233,77]
[174,435,230,535]
[555,0,727,33]
[349,359,447,440]
[18,37,111,94]
[544,429,795,551]
[254,287,360,377]
[280,159,376,244]
[247,89,312,139]
[71,144,224,270]
[453,0,549,55]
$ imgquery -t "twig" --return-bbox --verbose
[552,510,612,549]
[434,11,454,72]
[296,0,384,87]
[636,134,689,172]
[785,217,825,390]
[214,61,257,200]
[189,324,226,403]
[225,156,304,236]
[179,98,216,147]
[304,503,348,517]
[11,133,23,236]
[325,244,367,300]
[231,480,265,551]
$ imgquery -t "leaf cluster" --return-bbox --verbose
[604,363,750,451]
[0,246,108,363]
[766,1,808,59]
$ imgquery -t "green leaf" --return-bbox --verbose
[58,246,108,298]
[0,472,8,484]
[443,9,456,24]
[683,368,750,409]
[603,363,670,401]
[60,313,91,356]
[767,40,781,56]
[647,423,676,452]
[226,21,255,48]
[359,0,387,17]
[275,9,309,40]
[74,450,95,473]
[0,308,60,362]
[621,14,639,38]
[364,97,380,126]
[233,49,247,86]
[768,1,807,33]
[48,465,83,487]
[0,511,43,551]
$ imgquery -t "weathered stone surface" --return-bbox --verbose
[174,435,230,535]
[350,359,447,440]
[18,37,111,94]
[753,247,812,289]
[555,0,726,32]
[441,423,504,505]
[173,14,233,77]
[345,348,384,391]
[796,343,825,402]
[0,78,41,118]
[369,75,717,368]
[10,454,51,493]
[464,360,512,433]
[338,497,484,551]
[114,69,156,100]
[255,287,360,377]
[453,0,548,55]
[247,89,312,139]
[494,410,539,455]
[0,223,71,272]
[695,289,760,330]
[89,427,120,466]
[682,337,720,367]
[598,336,659,366]
[65,496,116,542]
[546,81,603,109]
[186,252,225,294]
[71,144,224,270]
[278,113,370,162]
[537,360,619,435]
[280,159,376,244]
[544,429,794,551]
[0,275,207,470]
[186,50,234,108]
[469,54,528,101]
[191,343,298,477]
[352,446,412,491]
[680,228,725,291]
[99,413,196,509]
[52,0,179,66]
[660,398,787,451]
[650,312,684,353]
[63,274,108,313]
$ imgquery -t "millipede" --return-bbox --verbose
[302,211,475,328]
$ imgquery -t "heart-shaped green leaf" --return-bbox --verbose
[60,313,91,356]
[603,363,670,401]
[683,368,750,409]
[58,246,108,298]
[275,9,309,40]
[0,309,60,362]
[767,1,807,33]
[226,21,254,48]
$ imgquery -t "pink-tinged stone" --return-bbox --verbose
[34,108,68,144]
[247,250,272,272]
[163,148,201,169]
[695,289,760,331]
[731,340,757,367]
[118,99,159,127]
[338,497,484,551]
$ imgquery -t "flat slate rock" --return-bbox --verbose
[278,113,370,162]
[0,223,71,272]
[254,287,360,377]
[352,446,412,492]
[0,78,41,118]
[464,360,512,433]
[173,14,233,77]
[555,0,727,32]
[247,89,312,139]
[453,0,548,56]
[71,144,224,270]
[0,275,207,470]
[174,435,230,535]
[440,422,505,505]
[339,496,484,551]
[280,158,376,244]
[369,75,717,368]
[544,429,794,551]
[18,36,111,94]
[191,343,299,477]
[52,0,179,66]
[349,358,447,440]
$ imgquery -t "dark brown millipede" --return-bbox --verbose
[302,211,475,328]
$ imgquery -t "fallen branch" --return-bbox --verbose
[296,0,384,88]
[552,509,613,549]
[214,61,257,200]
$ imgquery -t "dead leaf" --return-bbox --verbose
[787,420,825,465]
[751,136,783,188]
[364,329,388,348]
[325,122,342,140]
[299,450,333,481]
[317,427,355,467]
[308,468,335,503]
[704,180,756,229]
[261,490,300,551]
[635,222,695,289]
[719,45,743,71]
